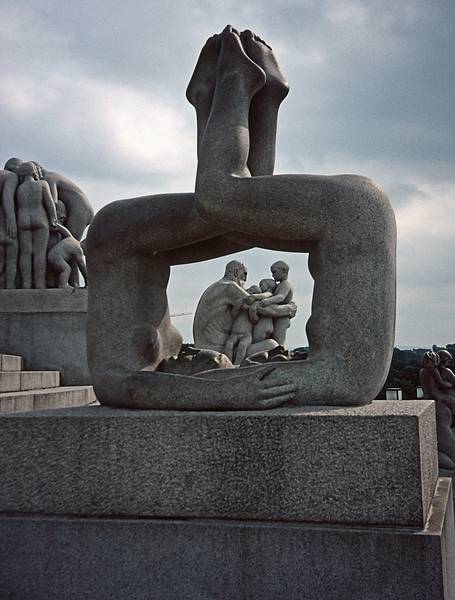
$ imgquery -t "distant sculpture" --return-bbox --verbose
[0,168,18,288]
[16,162,58,289]
[86,26,396,410]
[193,260,253,353]
[47,224,88,288]
[224,283,278,366]
[420,350,455,470]
[1,157,93,288]
[221,263,297,365]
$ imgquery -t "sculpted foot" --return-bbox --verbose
[240,29,289,104]
[186,34,221,117]
[217,25,266,97]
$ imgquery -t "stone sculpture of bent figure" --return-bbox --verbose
[86,26,396,410]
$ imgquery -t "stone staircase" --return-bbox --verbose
[0,354,96,414]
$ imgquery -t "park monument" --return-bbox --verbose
[0,26,453,600]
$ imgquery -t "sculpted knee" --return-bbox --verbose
[86,201,124,258]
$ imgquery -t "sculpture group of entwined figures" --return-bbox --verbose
[193,259,297,366]
[420,350,455,470]
[0,158,93,289]
[86,26,396,410]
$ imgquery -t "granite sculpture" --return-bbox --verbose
[0,157,93,288]
[195,260,297,366]
[420,349,455,470]
[0,168,18,288]
[86,26,396,409]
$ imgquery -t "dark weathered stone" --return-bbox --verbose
[0,401,438,526]
[0,478,452,600]
[0,288,89,385]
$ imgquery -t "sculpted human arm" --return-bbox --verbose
[2,173,18,239]
[42,182,58,227]
[259,281,292,307]
[52,223,72,238]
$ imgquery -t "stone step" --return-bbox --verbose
[0,354,23,372]
[0,371,60,393]
[0,386,97,414]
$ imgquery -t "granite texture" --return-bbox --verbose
[0,401,438,526]
[0,478,452,600]
[0,289,90,385]
[86,27,396,410]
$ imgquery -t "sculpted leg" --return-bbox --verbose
[19,229,32,289]
[195,28,396,405]
[32,227,49,289]
[5,241,18,288]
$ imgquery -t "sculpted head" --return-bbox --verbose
[16,161,40,180]
[259,278,276,293]
[4,157,23,173]
[225,260,247,286]
[271,260,289,282]
[422,351,440,369]
[438,350,453,367]
[247,285,261,294]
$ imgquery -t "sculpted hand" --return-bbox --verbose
[259,298,271,308]
[6,219,17,240]
[227,365,296,410]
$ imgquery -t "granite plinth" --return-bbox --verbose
[0,288,89,385]
[0,477,452,600]
[0,400,438,526]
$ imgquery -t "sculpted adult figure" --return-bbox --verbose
[15,162,58,289]
[86,26,396,410]
[5,157,94,286]
[420,351,455,470]
[0,167,18,288]
[193,260,250,353]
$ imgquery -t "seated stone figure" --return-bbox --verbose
[16,162,58,289]
[86,26,396,410]
[47,223,88,288]
[420,350,455,470]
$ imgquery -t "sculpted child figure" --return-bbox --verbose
[225,283,278,365]
[16,162,58,289]
[47,223,88,288]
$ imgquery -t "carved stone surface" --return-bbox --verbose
[86,26,396,409]
[1,479,453,600]
[1,158,93,288]
[0,401,437,526]
[0,289,90,385]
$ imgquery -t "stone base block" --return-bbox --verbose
[0,401,438,526]
[0,288,89,385]
[0,477,453,600]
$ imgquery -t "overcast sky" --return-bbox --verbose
[1,0,454,348]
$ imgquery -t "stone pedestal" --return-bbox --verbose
[0,401,454,599]
[0,289,89,385]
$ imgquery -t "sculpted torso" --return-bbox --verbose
[17,180,54,229]
[193,279,248,352]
